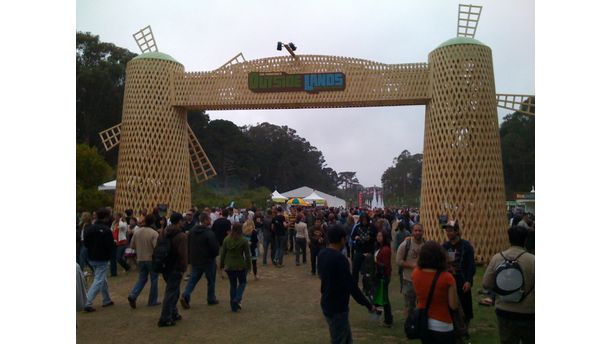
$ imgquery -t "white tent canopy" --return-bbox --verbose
[304,191,325,201]
[98,180,116,191]
[281,186,346,208]
[271,190,288,202]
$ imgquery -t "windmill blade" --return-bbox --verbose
[218,52,246,69]
[497,94,535,116]
[98,123,122,151]
[457,4,483,38]
[133,25,158,53]
[187,126,217,183]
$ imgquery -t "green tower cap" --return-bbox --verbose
[437,37,486,49]
[133,51,180,64]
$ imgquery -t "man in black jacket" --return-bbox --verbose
[212,208,232,248]
[350,214,377,286]
[318,224,376,343]
[180,213,220,309]
[83,207,115,312]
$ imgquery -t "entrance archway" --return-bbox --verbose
[99,6,534,262]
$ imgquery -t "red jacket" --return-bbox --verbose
[376,245,392,278]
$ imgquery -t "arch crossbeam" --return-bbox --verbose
[173,55,430,110]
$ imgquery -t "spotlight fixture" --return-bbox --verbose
[277,41,298,58]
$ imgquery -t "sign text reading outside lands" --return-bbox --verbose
[248,72,346,93]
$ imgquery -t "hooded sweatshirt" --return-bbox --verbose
[158,225,188,273]
[220,235,251,271]
[188,224,219,267]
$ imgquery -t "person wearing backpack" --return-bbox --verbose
[482,226,535,344]
[396,223,426,319]
[180,212,220,310]
[156,212,188,327]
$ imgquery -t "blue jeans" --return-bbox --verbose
[182,261,217,303]
[160,271,182,322]
[79,246,92,271]
[226,270,247,311]
[325,311,352,344]
[86,260,112,307]
[262,237,272,264]
[275,235,288,264]
[129,261,159,305]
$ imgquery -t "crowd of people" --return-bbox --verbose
[76,204,535,344]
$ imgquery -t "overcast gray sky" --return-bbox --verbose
[76,0,534,188]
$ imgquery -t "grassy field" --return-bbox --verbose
[77,252,499,343]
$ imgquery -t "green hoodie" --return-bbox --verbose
[220,235,251,271]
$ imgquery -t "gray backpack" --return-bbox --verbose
[493,251,532,303]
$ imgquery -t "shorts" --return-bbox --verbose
[402,279,416,310]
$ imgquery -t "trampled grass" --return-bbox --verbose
[77,252,500,343]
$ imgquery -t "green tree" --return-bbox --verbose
[76,144,114,211]
[499,106,535,199]
[381,150,423,207]
[245,122,338,193]
[76,32,137,166]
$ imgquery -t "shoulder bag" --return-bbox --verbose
[405,270,442,339]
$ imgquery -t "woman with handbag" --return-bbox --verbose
[412,241,459,344]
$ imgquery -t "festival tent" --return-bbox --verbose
[287,197,310,206]
[271,190,288,203]
[98,180,116,191]
[304,191,327,205]
[281,186,346,208]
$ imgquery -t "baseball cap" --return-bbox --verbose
[442,220,459,230]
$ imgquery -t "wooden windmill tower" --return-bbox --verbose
[98,26,216,213]
[419,4,535,261]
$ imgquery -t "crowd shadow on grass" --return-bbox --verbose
[77,251,499,344]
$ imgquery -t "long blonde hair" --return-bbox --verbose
[242,219,255,236]
[80,212,92,229]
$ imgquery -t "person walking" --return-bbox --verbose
[309,217,326,276]
[262,209,274,265]
[220,223,251,312]
[242,216,260,280]
[78,212,94,275]
[82,207,115,312]
[180,212,220,309]
[127,214,160,308]
[396,223,426,319]
[350,214,377,287]
[157,213,188,327]
[318,224,376,343]
[374,231,393,327]
[412,241,459,344]
[294,214,309,266]
[111,212,131,276]
[483,226,535,344]
[272,206,288,267]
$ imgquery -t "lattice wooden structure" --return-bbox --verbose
[99,123,121,151]
[497,94,535,116]
[420,40,508,262]
[100,6,533,261]
[174,56,430,110]
[457,4,482,38]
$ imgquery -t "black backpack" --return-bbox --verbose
[493,251,532,303]
[153,230,178,273]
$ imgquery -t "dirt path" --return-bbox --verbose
[77,252,411,344]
